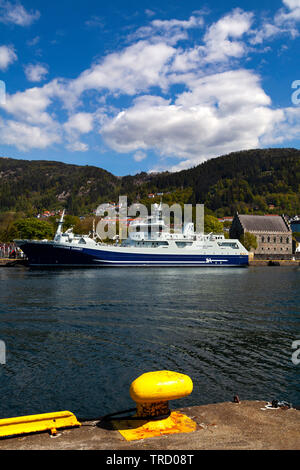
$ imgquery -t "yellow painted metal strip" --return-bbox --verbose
[114,411,197,441]
[0,411,81,438]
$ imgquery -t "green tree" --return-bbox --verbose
[12,218,55,240]
[63,215,80,231]
[0,212,26,242]
[204,215,223,233]
[240,232,257,251]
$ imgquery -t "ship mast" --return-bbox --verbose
[54,210,65,241]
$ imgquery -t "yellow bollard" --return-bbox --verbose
[112,370,197,441]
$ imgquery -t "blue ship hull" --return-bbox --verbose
[18,241,249,267]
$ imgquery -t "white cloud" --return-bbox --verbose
[261,106,300,145]
[0,1,40,26]
[0,6,299,167]
[0,79,90,152]
[249,23,283,45]
[24,63,48,82]
[68,40,176,101]
[151,15,204,31]
[100,70,285,171]
[0,37,176,122]
[133,14,204,46]
[66,141,89,152]
[133,150,147,162]
[63,112,94,153]
[175,69,271,110]
[0,78,95,153]
[2,86,53,124]
[170,47,202,72]
[277,0,300,22]
[145,9,155,17]
[0,119,61,151]
[0,44,17,70]
[201,9,253,63]
[64,112,94,134]
[26,36,40,47]
[250,0,300,44]
[85,15,105,28]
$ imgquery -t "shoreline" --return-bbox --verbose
[249,259,300,266]
[0,258,28,267]
[0,259,299,267]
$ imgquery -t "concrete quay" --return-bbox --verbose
[0,401,299,451]
[0,258,27,267]
[249,259,299,266]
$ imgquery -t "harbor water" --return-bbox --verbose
[0,266,299,420]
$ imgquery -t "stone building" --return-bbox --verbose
[230,214,293,259]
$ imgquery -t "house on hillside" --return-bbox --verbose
[218,216,234,223]
[230,214,293,259]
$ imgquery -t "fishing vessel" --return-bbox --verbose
[15,206,249,267]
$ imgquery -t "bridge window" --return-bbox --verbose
[175,241,193,248]
[218,242,239,249]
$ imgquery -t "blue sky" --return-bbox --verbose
[0,0,299,175]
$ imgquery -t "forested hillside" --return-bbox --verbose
[0,147,299,218]
[0,158,119,215]
[126,148,300,217]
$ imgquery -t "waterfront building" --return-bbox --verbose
[230,213,293,259]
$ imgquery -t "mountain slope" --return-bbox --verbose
[0,147,299,217]
[122,148,300,216]
[0,158,119,214]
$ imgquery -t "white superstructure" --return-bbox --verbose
[15,204,249,267]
